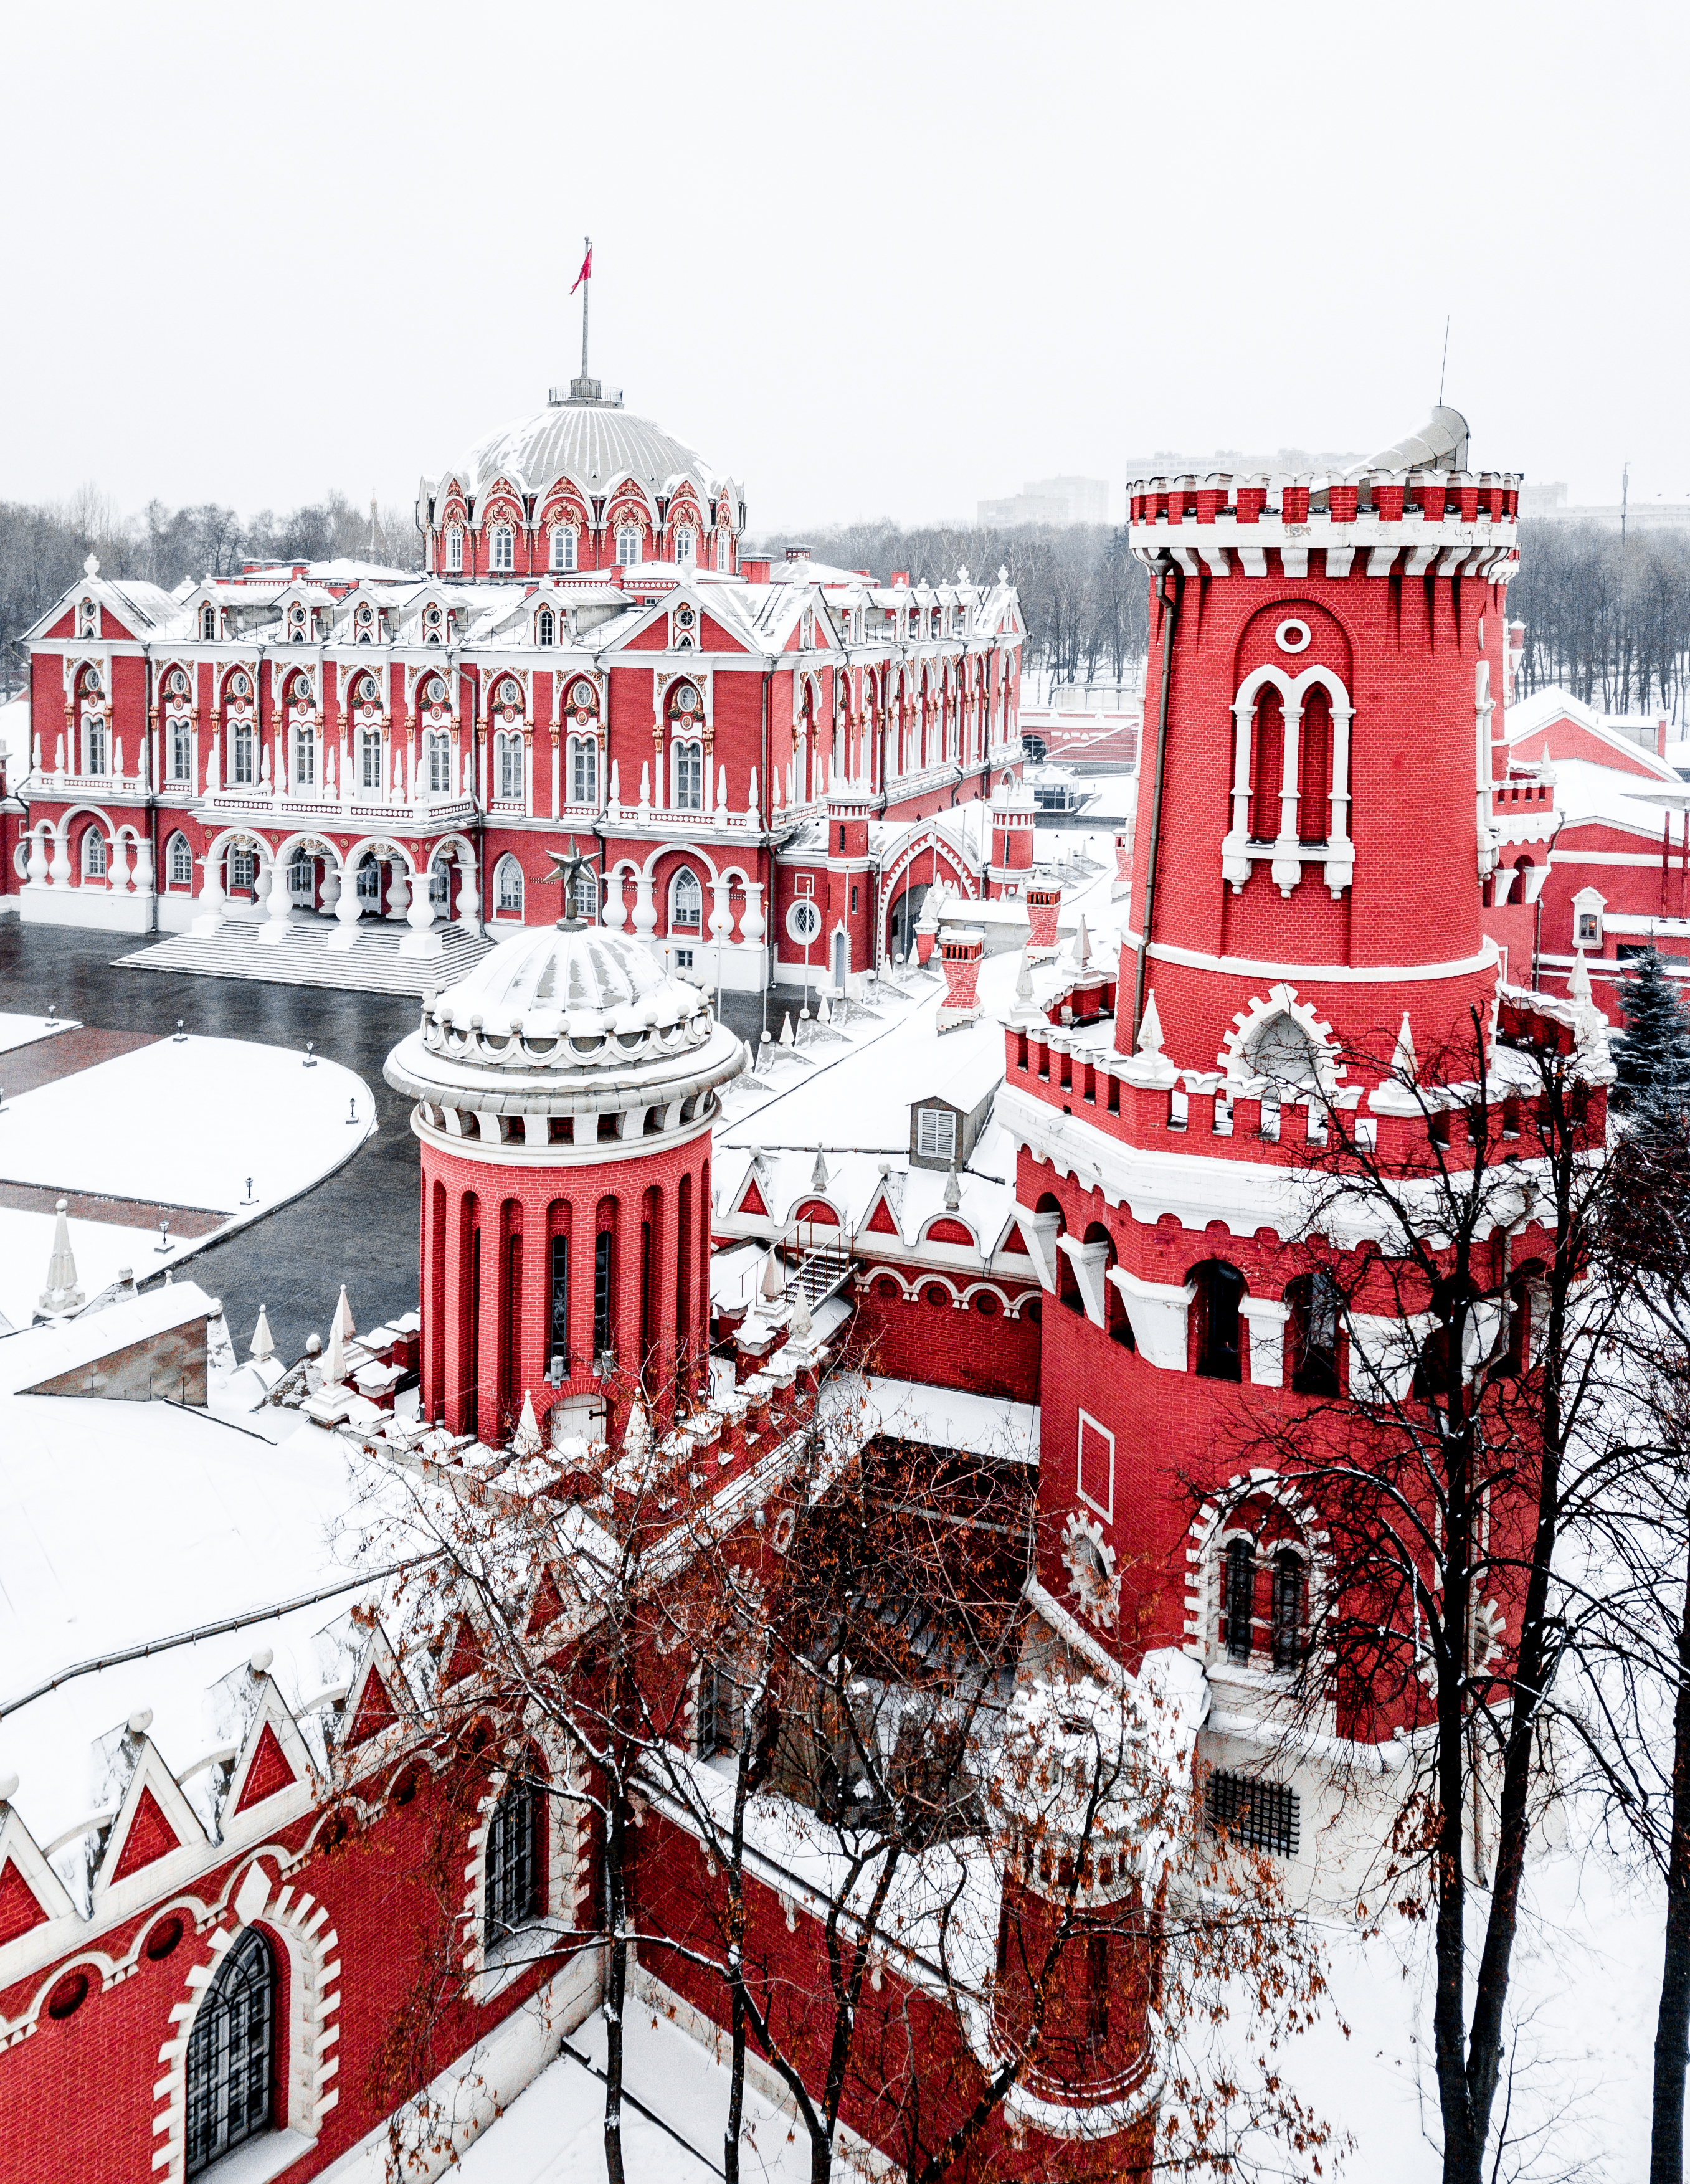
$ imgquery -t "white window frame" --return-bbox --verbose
[170,718,192,781]
[498,732,524,803]
[82,828,108,878]
[491,526,514,574]
[495,855,525,917]
[1222,663,1354,899]
[616,526,642,567]
[570,735,598,807]
[551,528,577,573]
[675,526,695,565]
[293,721,316,788]
[670,866,703,933]
[230,720,255,787]
[360,727,382,792]
[168,832,193,888]
[914,1106,957,1163]
[428,730,452,794]
[447,526,463,573]
[1077,1408,1115,1523]
[537,607,554,647]
[672,739,704,812]
[84,715,107,777]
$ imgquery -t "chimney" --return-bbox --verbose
[784,543,811,562]
[741,556,772,585]
[1025,882,1061,959]
[891,569,910,587]
[937,929,984,1029]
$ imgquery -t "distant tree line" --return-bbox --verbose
[751,520,1151,694]
[0,485,422,693]
[1511,517,1690,719]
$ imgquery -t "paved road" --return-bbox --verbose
[0,923,772,1365]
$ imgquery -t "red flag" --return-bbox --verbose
[570,245,592,295]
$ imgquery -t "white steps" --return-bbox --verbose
[116,919,494,997]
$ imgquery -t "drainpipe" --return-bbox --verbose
[761,665,771,1040]
[1131,553,1184,1046]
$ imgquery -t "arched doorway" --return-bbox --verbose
[886,880,929,965]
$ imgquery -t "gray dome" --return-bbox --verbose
[457,404,728,504]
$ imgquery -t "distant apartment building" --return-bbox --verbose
[977,473,1109,526]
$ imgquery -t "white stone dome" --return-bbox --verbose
[383,923,745,1129]
[447,403,732,507]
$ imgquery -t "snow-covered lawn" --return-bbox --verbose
[454,2003,810,2183]
[0,1011,77,1056]
[0,1035,371,1211]
[0,1035,373,1327]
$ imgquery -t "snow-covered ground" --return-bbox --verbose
[0,1034,373,1329]
[0,1012,77,1056]
[452,2003,810,2183]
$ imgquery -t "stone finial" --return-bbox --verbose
[83,553,99,577]
[779,1012,794,1048]
[511,1390,542,1457]
[621,1398,650,1468]
[1136,989,1166,1056]
[761,1247,787,1302]
[1074,913,1091,967]
[790,1286,812,1340]
[333,1284,356,1341]
[810,1147,830,1192]
[944,1164,962,1212]
[1568,948,1593,1004]
[1389,1011,1418,1083]
[37,1197,84,1318]
[323,1313,347,1390]
[249,1304,276,1361]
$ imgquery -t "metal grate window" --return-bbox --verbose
[1205,1770,1300,1857]
[915,1107,957,1162]
[594,1230,614,1359]
[184,1926,274,2177]
[549,1235,569,1370]
[484,1778,539,1947]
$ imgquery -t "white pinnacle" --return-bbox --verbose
[761,1246,786,1302]
[249,1304,275,1361]
[323,1312,346,1389]
[333,1284,356,1341]
[790,1285,812,1340]
[1136,989,1167,1056]
[1389,1011,1419,1084]
[37,1198,84,1318]
[810,1147,830,1192]
[1074,912,1091,967]
[622,1398,650,1466]
[944,1164,962,1212]
[510,1390,542,1457]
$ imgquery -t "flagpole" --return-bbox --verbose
[580,235,591,383]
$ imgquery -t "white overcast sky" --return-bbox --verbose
[4,0,1684,531]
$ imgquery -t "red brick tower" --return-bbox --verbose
[1000,412,1534,1681]
[384,905,744,1448]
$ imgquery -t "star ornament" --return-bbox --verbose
[542,836,602,926]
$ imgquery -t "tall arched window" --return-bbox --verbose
[674,525,695,565]
[359,727,381,791]
[201,604,217,640]
[1250,686,1284,840]
[1222,1536,1255,1664]
[184,1926,275,2177]
[495,855,524,917]
[537,607,554,647]
[615,526,642,567]
[485,1772,541,1947]
[1286,1270,1341,1395]
[1192,1260,1245,1380]
[293,719,316,789]
[168,833,194,888]
[1271,1547,1306,1669]
[570,736,597,806]
[673,740,704,811]
[1298,686,1332,843]
[550,527,576,573]
[427,730,452,793]
[447,526,463,573]
[497,733,523,802]
[170,716,193,782]
[82,828,108,878]
[491,526,514,573]
[230,720,255,787]
[671,866,703,933]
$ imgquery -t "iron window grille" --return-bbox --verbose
[549,1235,569,1371]
[593,1231,613,1359]
[1204,1770,1300,1858]
[184,1926,275,2177]
[1222,1536,1255,1664]
[484,1778,539,1947]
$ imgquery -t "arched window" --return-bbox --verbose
[427,729,452,794]
[484,1770,541,1945]
[1222,1536,1255,1663]
[201,604,216,641]
[490,526,514,573]
[673,740,705,812]
[715,529,729,572]
[359,727,381,791]
[1249,685,1284,841]
[230,721,255,787]
[1286,1270,1341,1395]
[495,855,524,917]
[1298,686,1332,843]
[168,833,194,888]
[1243,1010,1323,1094]
[170,717,193,782]
[537,607,554,647]
[82,828,108,878]
[447,526,463,573]
[671,866,703,933]
[674,525,695,565]
[84,713,107,777]
[184,1926,275,2177]
[1271,1547,1306,1669]
[498,733,523,802]
[570,736,597,807]
[1192,1260,1245,1380]
[615,526,642,567]
[293,720,316,788]
[550,527,576,573]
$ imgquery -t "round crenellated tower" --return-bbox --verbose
[1123,407,1522,1077]
[384,917,743,1449]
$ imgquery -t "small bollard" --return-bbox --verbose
[346,1098,358,1126]
[303,1042,316,1068]
[154,1218,173,1255]
[173,1019,187,1043]
[241,1177,257,1205]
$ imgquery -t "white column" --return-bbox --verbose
[387,862,411,922]
[259,850,293,944]
[741,880,766,951]
[328,862,364,950]
[602,867,629,933]
[108,830,131,895]
[631,869,657,941]
[191,849,227,935]
[133,836,154,899]
[49,828,71,889]
[401,867,442,958]
[1271,703,1303,896]
[455,855,480,929]
[26,828,49,888]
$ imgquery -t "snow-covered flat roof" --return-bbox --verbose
[840,1373,1040,1465]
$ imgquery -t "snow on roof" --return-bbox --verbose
[1552,756,1686,835]
[828,1372,1039,1465]
[1506,685,1677,778]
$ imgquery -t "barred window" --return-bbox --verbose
[1222,1536,1254,1664]
[1205,1770,1300,1858]
[548,1234,569,1370]
[594,1229,613,1359]
[184,1926,275,2178]
[484,1778,539,1947]
[698,1660,746,1757]
[1271,1547,1306,1670]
